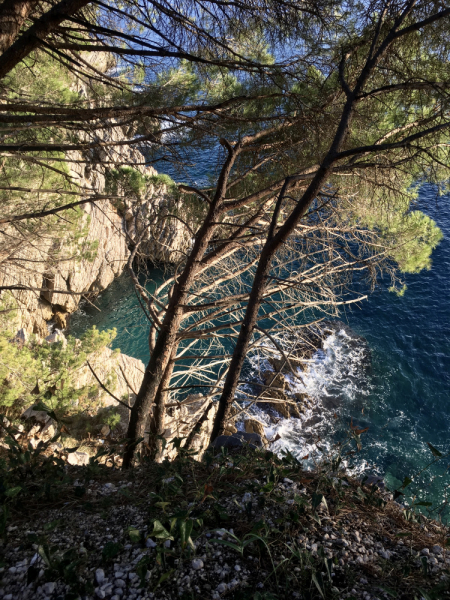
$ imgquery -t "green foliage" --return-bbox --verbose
[0,326,116,418]
[106,166,148,198]
[103,409,121,430]
[1,52,78,218]
[6,50,79,105]
[0,418,68,517]
[147,173,178,191]
[385,211,443,273]
[30,542,93,598]
[340,179,443,277]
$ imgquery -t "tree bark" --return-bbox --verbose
[0,0,91,79]
[210,95,357,439]
[147,348,177,462]
[0,0,39,54]
[122,141,240,467]
[210,1,426,439]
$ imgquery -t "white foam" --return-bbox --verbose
[239,324,373,466]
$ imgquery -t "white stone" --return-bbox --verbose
[45,331,67,346]
[95,568,105,585]
[191,559,204,570]
[217,583,227,593]
[67,451,90,466]
[96,589,106,599]
[432,545,443,555]
[21,408,50,424]
[43,582,56,594]
[115,579,126,588]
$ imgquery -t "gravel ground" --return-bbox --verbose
[1,452,449,600]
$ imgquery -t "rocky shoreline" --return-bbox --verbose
[13,319,369,465]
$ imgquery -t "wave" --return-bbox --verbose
[239,321,374,465]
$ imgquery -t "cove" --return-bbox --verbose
[70,184,450,517]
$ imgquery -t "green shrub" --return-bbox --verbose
[106,166,147,198]
[0,326,116,418]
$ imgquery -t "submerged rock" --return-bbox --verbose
[239,320,372,451]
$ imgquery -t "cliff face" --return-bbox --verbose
[0,197,130,335]
[0,140,193,335]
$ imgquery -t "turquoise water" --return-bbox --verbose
[70,184,450,516]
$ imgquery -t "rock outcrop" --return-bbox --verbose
[0,150,195,335]
[244,418,269,446]
[18,331,216,460]
[163,395,218,460]
[0,52,196,335]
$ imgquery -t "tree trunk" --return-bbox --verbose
[122,213,219,467]
[0,0,39,54]
[148,347,177,462]
[122,308,182,467]
[0,0,91,79]
[209,248,273,440]
[122,143,239,467]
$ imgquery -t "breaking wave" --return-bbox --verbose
[240,322,373,463]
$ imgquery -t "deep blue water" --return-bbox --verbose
[338,187,450,514]
[71,184,450,516]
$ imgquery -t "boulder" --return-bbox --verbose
[363,474,385,489]
[54,311,68,330]
[163,395,218,460]
[260,371,302,419]
[210,431,263,451]
[40,419,56,441]
[22,407,51,425]
[244,418,268,446]
[67,451,90,466]
[45,330,67,346]
[22,407,58,442]
[223,423,238,436]
[234,431,263,446]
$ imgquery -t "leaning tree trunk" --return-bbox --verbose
[122,142,240,467]
[0,0,39,55]
[210,112,357,439]
[209,39,375,438]
[0,0,91,79]
[122,308,183,467]
[147,346,178,461]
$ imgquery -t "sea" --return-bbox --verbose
[70,174,450,519]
